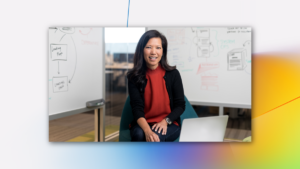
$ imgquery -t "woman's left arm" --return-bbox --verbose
[166,69,185,122]
[153,70,185,134]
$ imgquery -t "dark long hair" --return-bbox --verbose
[127,30,176,85]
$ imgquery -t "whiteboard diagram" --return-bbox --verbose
[49,27,77,93]
[50,44,67,61]
[192,28,220,91]
[227,48,249,71]
[48,27,104,115]
[191,27,214,58]
[147,27,251,106]
[52,76,68,93]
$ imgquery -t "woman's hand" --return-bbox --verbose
[136,117,160,142]
[144,130,160,142]
[152,119,168,135]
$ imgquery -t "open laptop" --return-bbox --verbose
[179,115,229,142]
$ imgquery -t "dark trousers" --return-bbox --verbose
[130,123,181,142]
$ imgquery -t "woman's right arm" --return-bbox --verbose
[128,78,159,142]
[128,78,146,122]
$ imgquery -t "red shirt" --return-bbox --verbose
[144,64,178,126]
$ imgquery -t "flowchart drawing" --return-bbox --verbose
[52,76,68,93]
[49,27,77,94]
[69,36,77,83]
[191,28,212,58]
[227,48,247,71]
[50,44,67,61]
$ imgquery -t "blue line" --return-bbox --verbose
[127,0,130,27]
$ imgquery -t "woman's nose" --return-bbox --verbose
[150,48,156,54]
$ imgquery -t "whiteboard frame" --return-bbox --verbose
[49,105,104,120]
[189,101,251,115]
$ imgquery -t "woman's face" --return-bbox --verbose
[143,37,163,70]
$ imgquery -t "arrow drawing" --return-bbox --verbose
[58,61,60,74]
[191,27,196,33]
[69,36,77,83]
[243,40,251,47]
[210,29,220,57]
[210,42,214,52]
[60,34,66,42]
[244,67,251,75]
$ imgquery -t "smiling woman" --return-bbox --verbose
[143,37,163,70]
[127,30,185,142]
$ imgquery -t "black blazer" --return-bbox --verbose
[128,68,186,127]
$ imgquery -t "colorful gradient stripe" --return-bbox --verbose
[228,52,300,169]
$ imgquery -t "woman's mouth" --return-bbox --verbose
[149,56,157,61]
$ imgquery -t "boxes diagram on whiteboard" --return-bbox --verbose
[48,27,103,115]
[50,44,67,61]
[52,76,68,93]
[49,27,77,93]
[192,28,212,58]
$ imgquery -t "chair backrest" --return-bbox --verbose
[119,96,198,142]
[119,97,134,141]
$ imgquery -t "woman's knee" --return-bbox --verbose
[165,124,181,141]
[151,129,166,142]
[130,125,145,141]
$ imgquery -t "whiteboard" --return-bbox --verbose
[147,27,251,107]
[48,27,104,115]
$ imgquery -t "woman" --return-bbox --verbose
[127,30,185,142]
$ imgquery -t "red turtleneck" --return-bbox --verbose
[144,64,179,126]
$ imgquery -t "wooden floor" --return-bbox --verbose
[49,111,94,142]
[49,91,125,142]
[49,111,121,142]
[49,92,251,142]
